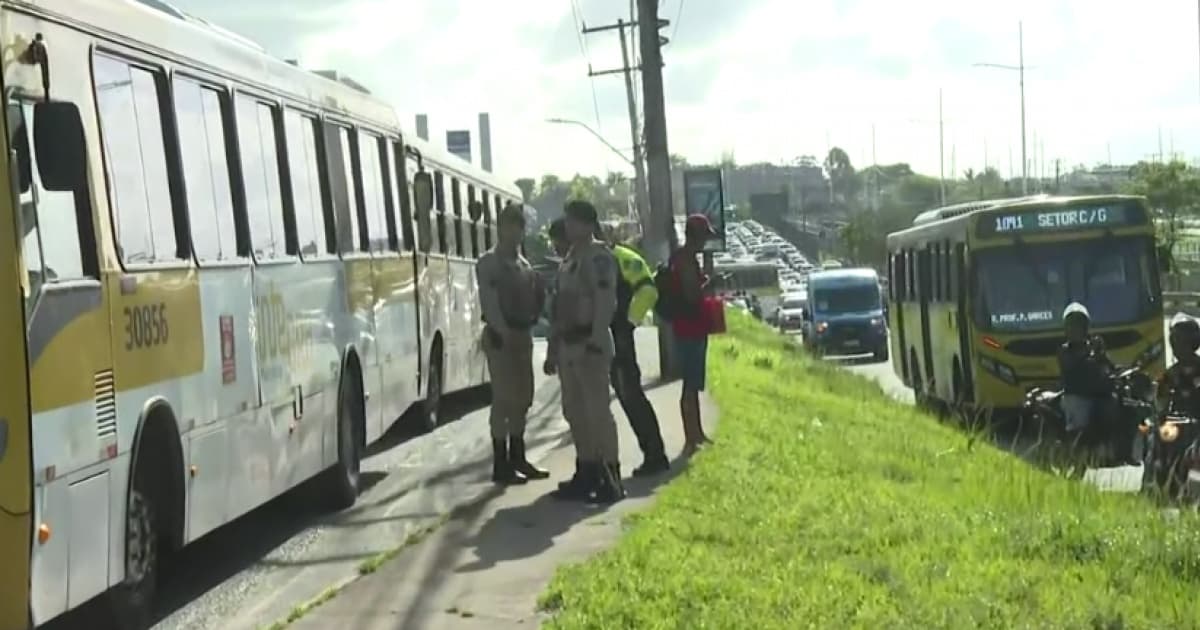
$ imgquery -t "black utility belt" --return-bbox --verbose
[560,326,593,344]
[484,318,536,330]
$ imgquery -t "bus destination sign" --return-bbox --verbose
[978,203,1142,238]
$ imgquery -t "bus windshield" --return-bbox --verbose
[974,237,1158,332]
[811,284,881,314]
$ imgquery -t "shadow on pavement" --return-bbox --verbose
[455,448,696,574]
[41,388,493,630]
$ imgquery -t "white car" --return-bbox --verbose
[776,292,808,331]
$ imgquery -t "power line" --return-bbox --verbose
[670,0,686,44]
[569,0,604,132]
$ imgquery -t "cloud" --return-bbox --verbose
[167,0,1200,186]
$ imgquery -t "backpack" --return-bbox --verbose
[652,263,679,321]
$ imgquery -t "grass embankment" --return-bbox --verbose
[541,312,1200,629]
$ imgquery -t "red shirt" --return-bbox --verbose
[669,249,711,338]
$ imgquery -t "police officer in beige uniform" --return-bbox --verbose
[547,201,624,503]
[476,204,549,485]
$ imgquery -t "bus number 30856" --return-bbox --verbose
[124,303,169,350]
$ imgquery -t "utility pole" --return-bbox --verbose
[582,19,652,240]
[1018,21,1028,195]
[938,88,946,205]
[636,0,678,378]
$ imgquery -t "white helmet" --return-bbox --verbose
[1062,302,1090,324]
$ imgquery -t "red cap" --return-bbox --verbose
[685,213,718,238]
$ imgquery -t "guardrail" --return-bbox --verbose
[1164,291,1200,316]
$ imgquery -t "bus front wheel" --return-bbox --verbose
[107,482,158,629]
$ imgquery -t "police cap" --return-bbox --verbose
[498,203,526,227]
[564,200,599,227]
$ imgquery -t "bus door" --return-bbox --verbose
[918,244,935,391]
[954,243,975,402]
[0,96,32,630]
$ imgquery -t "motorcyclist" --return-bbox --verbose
[1056,303,1137,464]
[1157,313,1200,418]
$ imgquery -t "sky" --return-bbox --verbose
[167,0,1200,186]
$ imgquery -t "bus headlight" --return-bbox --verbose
[816,321,829,334]
[1160,423,1181,443]
[869,317,884,328]
[979,355,1018,386]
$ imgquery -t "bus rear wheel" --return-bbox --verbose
[322,371,364,510]
[107,484,158,629]
[421,344,444,433]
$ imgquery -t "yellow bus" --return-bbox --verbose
[885,194,1166,413]
[0,1,522,627]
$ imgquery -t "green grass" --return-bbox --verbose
[540,311,1200,630]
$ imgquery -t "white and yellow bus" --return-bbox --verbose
[0,1,521,627]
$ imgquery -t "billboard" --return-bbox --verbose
[446,130,471,163]
[683,168,727,252]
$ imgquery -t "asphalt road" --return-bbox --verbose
[44,330,664,630]
[820,318,1179,494]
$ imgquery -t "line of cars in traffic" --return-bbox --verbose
[716,221,888,363]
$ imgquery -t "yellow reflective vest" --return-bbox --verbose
[612,244,657,326]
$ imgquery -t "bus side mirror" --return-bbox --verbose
[33,101,86,192]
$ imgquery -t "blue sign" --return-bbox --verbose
[683,168,727,253]
[446,130,471,163]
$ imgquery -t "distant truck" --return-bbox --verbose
[801,268,889,362]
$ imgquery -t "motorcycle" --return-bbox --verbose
[1022,363,1156,470]
[1139,396,1200,501]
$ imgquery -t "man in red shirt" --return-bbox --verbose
[669,214,717,455]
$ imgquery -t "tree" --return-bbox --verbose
[1124,160,1200,281]
[823,147,857,206]
[515,178,536,202]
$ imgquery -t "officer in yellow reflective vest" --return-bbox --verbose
[600,227,670,476]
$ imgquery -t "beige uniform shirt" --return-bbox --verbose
[553,239,617,357]
[475,248,540,332]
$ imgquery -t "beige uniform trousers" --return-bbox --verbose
[484,329,534,440]
[557,341,618,463]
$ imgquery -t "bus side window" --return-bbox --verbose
[9,100,94,305]
[451,178,465,258]
[387,141,413,251]
[322,124,363,254]
[480,191,492,252]
[175,80,239,263]
[236,96,288,261]
[467,184,480,259]
[283,110,330,258]
[93,54,183,265]
[491,193,501,248]
[433,170,447,254]
[356,131,390,254]
[945,240,956,302]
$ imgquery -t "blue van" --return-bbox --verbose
[801,268,889,362]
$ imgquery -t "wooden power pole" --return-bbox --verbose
[636,0,678,378]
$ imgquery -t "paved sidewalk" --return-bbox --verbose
[290,381,717,630]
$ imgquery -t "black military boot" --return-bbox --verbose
[587,462,626,505]
[551,460,596,500]
[557,459,581,492]
[492,439,527,485]
[632,453,670,477]
[509,436,550,479]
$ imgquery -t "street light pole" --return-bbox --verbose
[1018,21,1028,195]
[939,89,946,205]
[546,117,636,167]
[973,20,1031,195]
